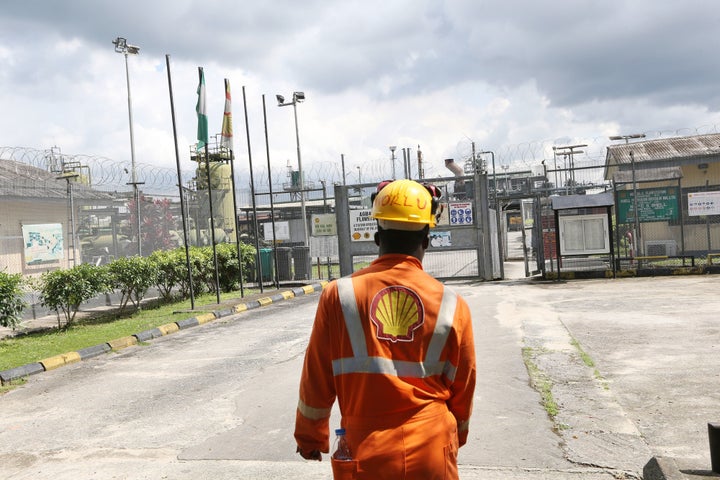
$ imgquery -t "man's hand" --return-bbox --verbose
[296,446,322,461]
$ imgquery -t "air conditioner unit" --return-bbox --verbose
[645,240,677,256]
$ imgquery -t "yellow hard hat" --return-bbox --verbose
[371,179,438,230]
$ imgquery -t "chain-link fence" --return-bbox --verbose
[4,133,720,291]
[534,135,720,275]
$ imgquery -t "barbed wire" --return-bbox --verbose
[2,123,718,200]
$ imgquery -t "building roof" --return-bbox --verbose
[604,133,720,182]
[606,133,720,167]
[0,158,115,201]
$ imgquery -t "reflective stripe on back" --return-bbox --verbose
[334,277,457,380]
[337,277,368,357]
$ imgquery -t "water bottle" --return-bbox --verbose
[332,428,352,460]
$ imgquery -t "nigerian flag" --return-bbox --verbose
[196,67,208,151]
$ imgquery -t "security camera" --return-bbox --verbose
[276,95,285,105]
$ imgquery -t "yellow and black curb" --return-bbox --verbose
[0,281,329,386]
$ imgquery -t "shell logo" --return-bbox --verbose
[370,286,424,343]
[352,232,362,240]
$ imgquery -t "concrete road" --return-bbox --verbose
[1,264,718,479]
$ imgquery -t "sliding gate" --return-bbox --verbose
[334,171,500,281]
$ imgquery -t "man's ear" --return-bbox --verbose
[374,231,380,246]
[422,233,430,250]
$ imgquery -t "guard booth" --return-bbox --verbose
[334,170,501,281]
[542,192,615,278]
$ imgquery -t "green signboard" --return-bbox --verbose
[616,186,679,223]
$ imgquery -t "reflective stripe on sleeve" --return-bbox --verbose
[458,419,470,432]
[297,398,332,420]
[426,287,456,364]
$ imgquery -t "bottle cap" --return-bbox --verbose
[335,428,346,435]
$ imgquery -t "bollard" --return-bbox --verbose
[710,422,720,474]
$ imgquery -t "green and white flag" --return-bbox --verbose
[196,67,208,151]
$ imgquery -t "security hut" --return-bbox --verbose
[548,192,615,278]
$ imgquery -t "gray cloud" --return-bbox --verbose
[1,0,719,177]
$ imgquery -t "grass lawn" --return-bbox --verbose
[0,289,264,373]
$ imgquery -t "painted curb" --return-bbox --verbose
[0,281,329,385]
[134,328,164,343]
[77,343,112,360]
[0,363,45,384]
[40,352,81,371]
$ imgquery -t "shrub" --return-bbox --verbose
[107,256,159,313]
[39,264,111,328]
[0,271,27,329]
[150,249,183,301]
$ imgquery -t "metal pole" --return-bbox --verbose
[221,79,245,297]
[706,180,712,253]
[164,55,194,309]
[204,143,221,304]
[293,100,309,247]
[341,154,346,185]
[228,150,246,296]
[390,146,396,180]
[262,94,280,289]
[481,150,504,278]
[123,52,142,256]
[243,86,264,293]
[630,151,642,257]
[68,180,77,267]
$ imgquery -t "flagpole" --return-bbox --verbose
[228,148,245,297]
[262,94,280,289]
[197,67,221,304]
[242,86,264,293]
[165,54,194,309]
[222,78,245,297]
[204,142,220,304]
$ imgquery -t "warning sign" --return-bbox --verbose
[449,202,473,225]
[349,209,377,242]
[688,191,720,216]
[312,214,337,236]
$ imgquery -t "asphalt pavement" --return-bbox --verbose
[1,239,719,479]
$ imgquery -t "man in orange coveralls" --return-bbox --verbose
[294,179,476,479]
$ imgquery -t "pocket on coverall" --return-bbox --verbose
[331,458,358,479]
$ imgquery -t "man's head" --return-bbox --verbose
[370,179,442,256]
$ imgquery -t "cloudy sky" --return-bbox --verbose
[2,0,719,192]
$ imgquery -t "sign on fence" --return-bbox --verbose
[688,191,720,216]
[616,187,679,223]
[311,214,337,236]
[349,209,376,242]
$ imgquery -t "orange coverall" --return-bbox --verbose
[295,254,476,479]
